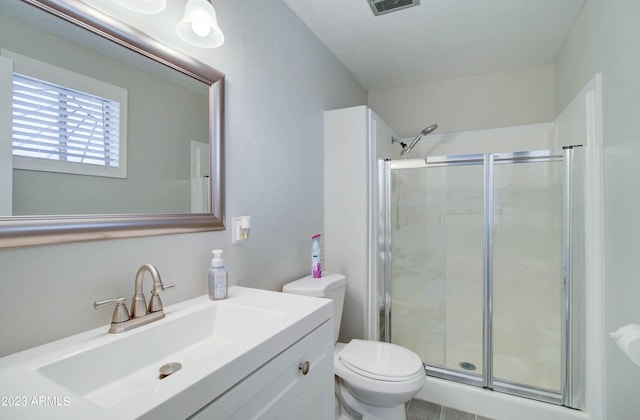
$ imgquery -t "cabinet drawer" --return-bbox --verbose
[191,319,333,419]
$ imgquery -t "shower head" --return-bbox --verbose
[420,124,439,136]
[400,124,438,158]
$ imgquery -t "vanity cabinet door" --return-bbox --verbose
[191,319,333,419]
[277,364,333,420]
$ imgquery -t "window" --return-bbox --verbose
[12,73,121,168]
[2,49,127,178]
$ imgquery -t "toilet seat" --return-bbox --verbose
[333,340,426,409]
[337,339,423,382]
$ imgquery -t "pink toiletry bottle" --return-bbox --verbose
[311,234,322,278]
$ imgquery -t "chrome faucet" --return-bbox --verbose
[94,264,175,333]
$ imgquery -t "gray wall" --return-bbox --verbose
[369,64,556,137]
[0,0,366,356]
[555,0,640,418]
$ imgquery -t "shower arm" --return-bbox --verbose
[405,132,426,153]
[391,136,408,151]
[399,132,426,158]
[393,124,439,158]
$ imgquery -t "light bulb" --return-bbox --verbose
[191,19,211,37]
[176,0,225,48]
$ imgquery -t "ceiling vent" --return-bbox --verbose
[367,0,420,16]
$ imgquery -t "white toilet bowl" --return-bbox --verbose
[334,340,425,419]
[282,273,425,420]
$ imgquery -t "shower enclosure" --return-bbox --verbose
[377,148,584,408]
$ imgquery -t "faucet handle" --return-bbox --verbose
[149,283,175,313]
[94,297,130,324]
[162,282,175,291]
[151,281,175,295]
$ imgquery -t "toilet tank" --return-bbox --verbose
[282,273,346,343]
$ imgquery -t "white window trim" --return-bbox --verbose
[0,56,12,216]
[1,49,128,178]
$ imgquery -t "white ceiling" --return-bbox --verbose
[282,0,586,91]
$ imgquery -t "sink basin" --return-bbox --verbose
[37,302,283,408]
[0,286,332,419]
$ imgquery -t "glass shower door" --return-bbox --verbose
[387,156,485,383]
[490,155,563,396]
[380,148,584,407]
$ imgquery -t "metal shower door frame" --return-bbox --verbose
[378,147,584,409]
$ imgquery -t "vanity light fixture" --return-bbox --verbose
[111,0,167,14]
[232,216,251,244]
[176,0,225,48]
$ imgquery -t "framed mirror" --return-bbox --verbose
[0,0,225,248]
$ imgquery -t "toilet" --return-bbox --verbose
[283,273,425,420]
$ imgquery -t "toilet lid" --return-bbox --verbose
[338,339,423,381]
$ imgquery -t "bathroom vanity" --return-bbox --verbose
[0,287,334,419]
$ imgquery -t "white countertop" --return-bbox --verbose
[0,286,332,419]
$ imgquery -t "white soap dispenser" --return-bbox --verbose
[208,249,227,300]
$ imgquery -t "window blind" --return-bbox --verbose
[12,73,120,168]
